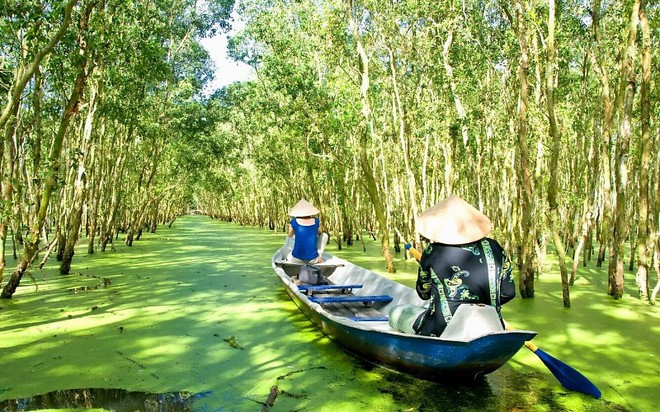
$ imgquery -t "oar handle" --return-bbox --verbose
[404,243,423,261]
[524,340,539,352]
[395,228,423,261]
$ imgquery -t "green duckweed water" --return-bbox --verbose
[0,215,657,411]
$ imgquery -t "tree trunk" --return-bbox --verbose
[0,99,21,283]
[358,143,395,272]
[386,45,419,236]
[348,0,395,273]
[100,129,130,252]
[442,30,469,147]
[1,69,83,295]
[610,0,640,299]
[592,1,615,289]
[513,0,536,298]
[60,81,98,274]
[651,132,660,305]
[572,114,599,283]
[635,0,651,301]
[545,0,570,307]
[2,1,94,298]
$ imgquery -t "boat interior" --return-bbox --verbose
[274,244,507,340]
[274,258,393,325]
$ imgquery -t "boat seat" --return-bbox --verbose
[309,295,393,305]
[298,284,363,292]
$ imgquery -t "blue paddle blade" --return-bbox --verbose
[534,348,602,398]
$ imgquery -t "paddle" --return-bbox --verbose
[513,332,602,398]
[395,229,601,398]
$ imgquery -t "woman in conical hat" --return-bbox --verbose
[388,196,516,337]
[286,198,328,264]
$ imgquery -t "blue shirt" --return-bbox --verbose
[291,218,320,260]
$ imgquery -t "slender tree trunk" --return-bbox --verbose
[0,99,20,284]
[441,139,453,197]
[513,0,536,298]
[545,0,570,307]
[652,133,660,305]
[635,0,651,301]
[100,126,129,252]
[150,198,160,233]
[386,46,419,234]
[591,1,614,283]
[611,0,640,299]
[420,133,430,212]
[2,1,93,298]
[348,0,395,273]
[60,80,98,274]
[56,227,66,261]
[87,166,101,254]
[572,77,599,283]
[443,30,469,147]
[358,142,395,272]
[2,79,81,295]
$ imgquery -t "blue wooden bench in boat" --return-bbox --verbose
[308,295,393,305]
[299,283,390,317]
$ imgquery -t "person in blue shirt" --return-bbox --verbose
[286,198,328,264]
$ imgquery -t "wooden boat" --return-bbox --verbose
[272,246,537,381]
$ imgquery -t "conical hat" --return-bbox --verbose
[288,198,320,217]
[416,196,491,244]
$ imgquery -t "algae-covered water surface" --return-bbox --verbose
[1,216,657,411]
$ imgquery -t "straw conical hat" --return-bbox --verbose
[288,198,320,217]
[416,196,491,244]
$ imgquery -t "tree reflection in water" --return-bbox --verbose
[0,388,211,411]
